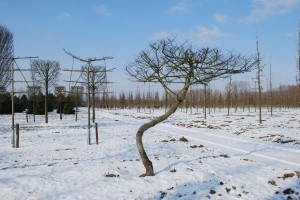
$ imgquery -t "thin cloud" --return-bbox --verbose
[285,32,295,37]
[152,31,174,40]
[167,0,190,15]
[57,12,71,20]
[189,26,231,45]
[214,14,228,23]
[93,4,110,16]
[242,0,300,23]
[151,26,230,45]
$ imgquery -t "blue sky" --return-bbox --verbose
[0,0,299,94]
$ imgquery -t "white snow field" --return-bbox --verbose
[0,108,299,200]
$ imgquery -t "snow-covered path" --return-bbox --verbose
[154,124,300,170]
[102,110,300,171]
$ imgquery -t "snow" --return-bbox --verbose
[0,108,299,199]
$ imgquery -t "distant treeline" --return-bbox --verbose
[0,82,298,115]
[96,82,299,111]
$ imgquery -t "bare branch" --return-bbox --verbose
[63,49,113,62]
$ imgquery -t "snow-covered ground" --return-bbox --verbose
[0,108,299,200]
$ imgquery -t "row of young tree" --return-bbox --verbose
[1,80,297,115]
[93,82,299,112]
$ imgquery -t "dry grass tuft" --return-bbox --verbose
[105,172,119,177]
[170,167,177,172]
[179,136,188,142]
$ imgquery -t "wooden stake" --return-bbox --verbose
[95,123,99,145]
[16,123,19,148]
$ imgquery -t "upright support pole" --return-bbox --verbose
[75,106,78,121]
[87,61,91,145]
[26,110,28,123]
[33,101,36,122]
[11,59,15,148]
[298,20,300,107]
[16,123,19,148]
[204,85,207,120]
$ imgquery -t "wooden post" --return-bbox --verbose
[204,85,207,120]
[87,61,91,145]
[33,101,36,122]
[26,110,28,123]
[16,123,19,148]
[95,123,99,145]
[12,59,15,148]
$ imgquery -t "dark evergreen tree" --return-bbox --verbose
[0,93,11,114]
[0,93,27,114]
[14,96,22,113]
[27,93,55,114]
[62,95,75,114]
[20,95,28,112]
[47,93,55,112]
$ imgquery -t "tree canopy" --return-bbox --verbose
[126,37,258,176]
[0,25,14,88]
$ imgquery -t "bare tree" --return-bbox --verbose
[0,25,14,88]
[126,38,257,176]
[32,59,60,123]
[81,65,107,123]
[269,61,273,116]
[55,86,66,120]
[27,85,42,122]
[70,86,84,121]
[256,35,263,124]
[226,77,232,115]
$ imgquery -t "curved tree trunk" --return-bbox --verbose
[136,89,188,177]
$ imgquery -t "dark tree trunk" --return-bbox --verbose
[136,89,188,176]
[60,100,62,120]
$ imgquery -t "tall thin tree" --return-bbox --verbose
[55,86,66,120]
[269,59,273,116]
[256,34,263,124]
[226,77,232,116]
[32,60,60,123]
